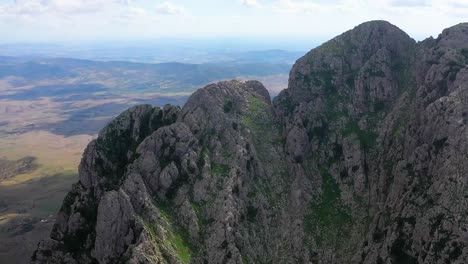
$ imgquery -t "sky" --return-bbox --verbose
[0,0,467,45]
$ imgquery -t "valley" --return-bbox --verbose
[0,55,292,264]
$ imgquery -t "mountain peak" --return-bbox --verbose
[353,20,400,30]
[283,20,415,107]
[437,22,468,48]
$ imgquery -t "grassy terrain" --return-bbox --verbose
[0,55,290,263]
[144,200,193,263]
[0,129,89,223]
[304,171,352,248]
[0,131,90,263]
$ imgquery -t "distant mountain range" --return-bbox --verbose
[0,55,292,137]
[0,45,306,64]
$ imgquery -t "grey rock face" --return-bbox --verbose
[274,20,468,263]
[33,21,468,264]
[33,104,181,264]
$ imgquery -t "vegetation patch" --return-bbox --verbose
[197,146,209,169]
[240,95,268,130]
[240,95,281,149]
[148,199,194,264]
[324,93,348,121]
[159,158,171,170]
[462,48,468,64]
[309,121,329,143]
[169,231,192,263]
[211,162,230,177]
[278,96,297,116]
[223,100,234,113]
[304,171,352,248]
[317,70,336,94]
[190,200,205,225]
[246,205,258,222]
[342,120,377,151]
[241,94,288,207]
[392,114,409,139]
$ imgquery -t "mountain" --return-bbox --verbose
[0,57,291,93]
[0,45,305,64]
[32,21,468,263]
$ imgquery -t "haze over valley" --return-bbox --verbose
[0,48,297,263]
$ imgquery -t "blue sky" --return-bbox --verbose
[0,0,467,44]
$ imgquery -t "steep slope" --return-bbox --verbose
[33,21,468,264]
[273,20,419,262]
[274,21,468,263]
[361,23,468,264]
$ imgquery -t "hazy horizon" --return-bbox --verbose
[1,0,467,44]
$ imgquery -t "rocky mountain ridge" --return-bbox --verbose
[33,21,468,263]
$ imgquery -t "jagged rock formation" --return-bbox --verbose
[33,21,468,264]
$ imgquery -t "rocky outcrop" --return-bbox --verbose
[32,104,181,263]
[33,21,468,263]
[33,80,288,264]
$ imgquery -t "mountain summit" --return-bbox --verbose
[33,21,468,263]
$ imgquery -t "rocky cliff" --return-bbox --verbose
[33,21,468,264]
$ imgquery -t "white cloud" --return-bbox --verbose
[119,6,153,21]
[241,0,262,8]
[0,0,160,40]
[155,2,186,15]
[0,0,163,28]
[388,0,429,7]
[448,0,468,8]
[54,0,129,14]
[0,0,467,43]
[273,0,340,14]
[5,0,130,16]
